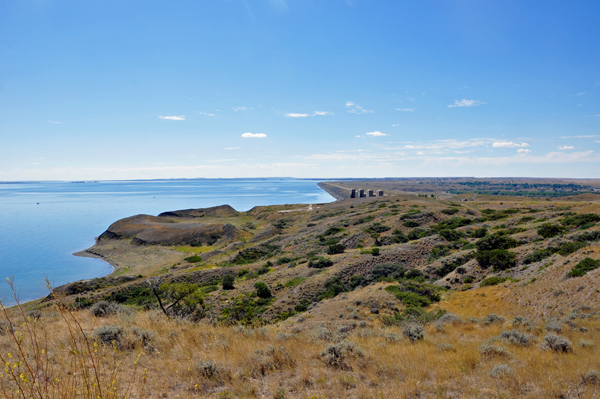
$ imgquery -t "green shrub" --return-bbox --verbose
[441,208,459,215]
[308,257,333,269]
[365,223,391,233]
[323,226,343,236]
[433,217,472,231]
[386,286,431,307]
[320,277,347,300]
[370,263,406,281]
[371,247,380,256]
[464,276,474,284]
[382,307,446,326]
[574,231,600,243]
[254,282,272,299]
[222,274,235,290]
[353,215,375,225]
[561,213,600,228]
[469,228,488,238]
[475,234,519,251]
[428,245,451,262]
[232,244,279,265]
[403,220,420,228]
[391,229,409,243]
[407,228,435,240]
[556,241,586,256]
[475,249,516,271]
[327,243,346,255]
[439,229,465,242]
[284,277,306,287]
[277,256,293,265]
[536,223,566,239]
[523,248,556,264]
[435,255,472,277]
[517,216,536,224]
[568,258,600,277]
[480,276,509,287]
[184,255,203,263]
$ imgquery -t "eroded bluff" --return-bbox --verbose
[99,205,242,246]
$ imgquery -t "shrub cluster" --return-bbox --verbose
[568,258,600,277]
[308,257,333,269]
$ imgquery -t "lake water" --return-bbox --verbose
[0,179,334,305]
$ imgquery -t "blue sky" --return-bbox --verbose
[1,0,600,180]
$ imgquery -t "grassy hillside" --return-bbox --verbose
[3,181,600,398]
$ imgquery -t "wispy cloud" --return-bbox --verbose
[448,99,486,108]
[558,145,574,150]
[517,149,532,154]
[285,111,331,117]
[241,132,267,138]
[233,106,252,112]
[393,138,492,151]
[159,115,185,121]
[207,159,238,163]
[198,112,215,116]
[346,101,373,114]
[560,135,598,139]
[493,141,529,148]
[47,121,62,124]
[366,131,387,137]
[396,108,415,112]
[225,147,241,150]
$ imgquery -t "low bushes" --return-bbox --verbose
[536,223,566,239]
[540,334,572,352]
[308,257,333,269]
[480,276,510,287]
[475,249,516,271]
[327,243,346,255]
[568,258,600,277]
[475,234,519,251]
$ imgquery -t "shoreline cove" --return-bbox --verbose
[43,181,338,301]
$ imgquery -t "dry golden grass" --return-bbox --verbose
[3,295,600,398]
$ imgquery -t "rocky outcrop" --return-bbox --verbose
[98,214,242,246]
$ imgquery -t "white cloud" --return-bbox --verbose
[448,99,486,108]
[346,101,373,114]
[417,151,424,155]
[392,138,492,152]
[517,149,532,154]
[313,111,331,116]
[159,115,185,121]
[198,112,215,116]
[207,159,238,163]
[392,124,400,127]
[225,147,241,150]
[285,113,310,118]
[241,133,267,138]
[558,145,574,150]
[366,131,387,137]
[493,141,529,148]
[560,135,598,139]
[396,108,415,112]
[47,121,62,124]
[233,106,252,112]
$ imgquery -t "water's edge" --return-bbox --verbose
[46,181,338,297]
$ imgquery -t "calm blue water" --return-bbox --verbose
[0,179,334,305]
